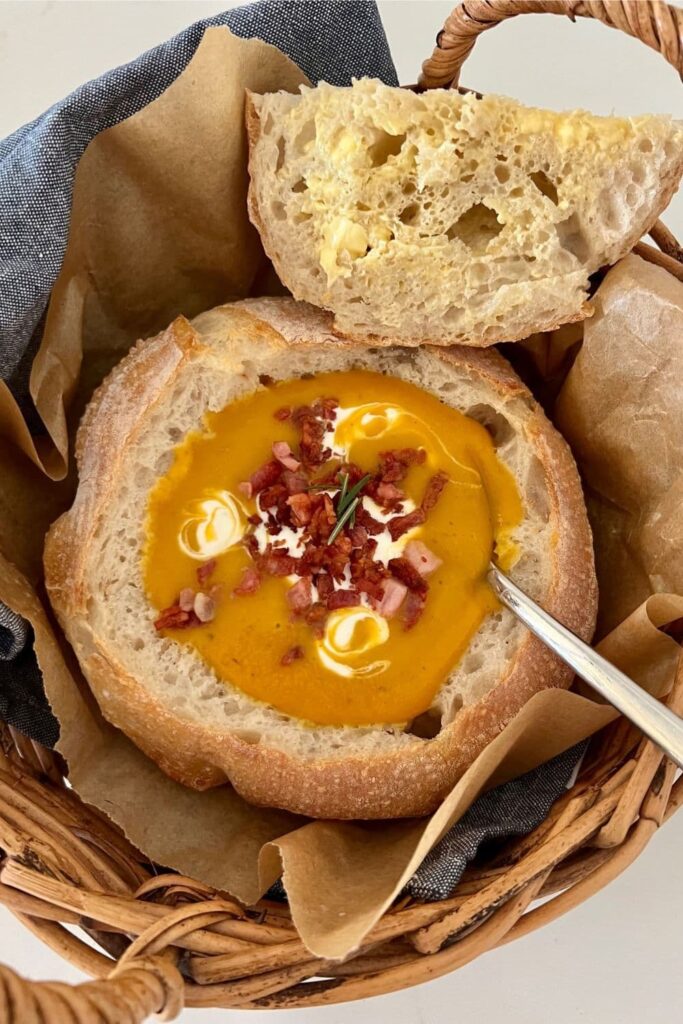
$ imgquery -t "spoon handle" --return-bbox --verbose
[488,563,683,769]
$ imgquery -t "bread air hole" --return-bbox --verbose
[466,404,514,448]
[529,170,558,204]
[369,129,407,167]
[556,212,590,263]
[446,203,503,255]
[291,177,307,193]
[406,707,443,739]
[275,136,286,173]
[293,120,316,153]
[399,202,419,225]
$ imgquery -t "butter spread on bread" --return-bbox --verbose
[44,298,597,818]
[246,79,683,347]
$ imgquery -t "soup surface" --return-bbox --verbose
[144,370,522,726]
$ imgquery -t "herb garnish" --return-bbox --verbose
[327,472,373,544]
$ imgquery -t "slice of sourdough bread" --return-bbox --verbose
[246,79,683,347]
[44,298,597,819]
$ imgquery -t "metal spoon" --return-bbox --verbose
[487,562,683,770]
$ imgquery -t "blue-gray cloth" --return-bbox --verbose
[0,0,583,902]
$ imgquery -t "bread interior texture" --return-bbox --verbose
[247,79,683,345]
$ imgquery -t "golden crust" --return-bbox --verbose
[44,299,597,819]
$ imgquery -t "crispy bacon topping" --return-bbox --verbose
[164,396,448,647]
[154,604,199,631]
[282,469,308,494]
[272,441,301,472]
[241,459,282,498]
[378,447,426,483]
[233,566,261,596]
[287,492,313,527]
[422,470,449,513]
[287,576,312,614]
[403,590,426,630]
[375,578,408,619]
[388,557,429,595]
[281,645,304,666]
[387,507,427,541]
[404,540,443,576]
[315,573,335,602]
[375,481,404,509]
[196,558,217,586]
[326,588,361,611]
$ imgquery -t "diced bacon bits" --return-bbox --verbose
[315,573,335,602]
[387,507,427,541]
[282,470,308,494]
[388,557,429,595]
[167,397,449,647]
[378,447,426,484]
[403,590,426,630]
[247,459,283,495]
[233,566,261,596]
[287,576,312,614]
[355,506,384,535]
[404,540,443,576]
[196,558,217,586]
[287,492,313,527]
[194,592,216,623]
[326,588,361,611]
[421,470,449,513]
[281,645,304,666]
[376,578,408,619]
[375,482,404,509]
[272,441,301,472]
[154,604,199,631]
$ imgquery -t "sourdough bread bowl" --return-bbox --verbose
[246,79,683,347]
[44,298,597,819]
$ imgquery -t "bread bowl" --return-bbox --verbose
[44,298,597,818]
[246,78,683,347]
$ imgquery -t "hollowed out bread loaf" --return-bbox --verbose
[246,79,683,347]
[44,298,597,819]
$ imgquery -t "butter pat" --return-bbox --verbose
[320,217,368,282]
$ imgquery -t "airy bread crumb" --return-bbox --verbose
[247,79,683,347]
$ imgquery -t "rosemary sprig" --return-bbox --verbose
[337,473,372,516]
[337,471,349,511]
[327,472,373,544]
[328,497,360,545]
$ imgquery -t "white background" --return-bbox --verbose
[1,2,682,1021]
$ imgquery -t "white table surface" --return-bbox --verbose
[1,3,682,1022]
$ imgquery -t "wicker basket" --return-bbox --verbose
[1,3,682,1020]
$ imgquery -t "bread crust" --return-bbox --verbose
[44,300,597,819]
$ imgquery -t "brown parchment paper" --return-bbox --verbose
[556,255,683,637]
[0,26,681,961]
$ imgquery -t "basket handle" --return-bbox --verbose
[0,957,184,1023]
[419,0,683,89]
